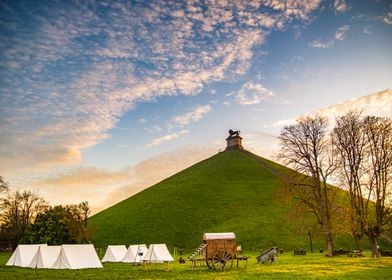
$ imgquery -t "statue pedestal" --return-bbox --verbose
[225,135,244,151]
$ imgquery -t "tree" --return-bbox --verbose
[0,176,9,194]
[63,201,91,243]
[279,115,336,257]
[22,201,91,245]
[363,116,392,257]
[333,113,392,257]
[0,190,48,248]
[21,206,74,245]
[332,111,367,251]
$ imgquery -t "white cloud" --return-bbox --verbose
[272,89,392,128]
[384,6,392,24]
[335,25,350,41]
[309,39,334,48]
[172,105,212,126]
[0,0,322,177]
[146,130,189,148]
[234,82,274,105]
[309,25,349,49]
[29,145,218,213]
[334,0,348,13]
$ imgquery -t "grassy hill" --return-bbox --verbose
[89,149,357,251]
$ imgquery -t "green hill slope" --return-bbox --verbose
[89,149,351,251]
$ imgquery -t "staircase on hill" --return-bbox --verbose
[242,150,290,181]
[188,243,207,260]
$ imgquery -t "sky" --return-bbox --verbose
[0,0,391,214]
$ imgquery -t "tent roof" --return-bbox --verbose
[53,244,103,269]
[143,244,173,263]
[6,244,47,268]
[121,244,147,263]
[203,232,236,240]
[36,246,62,268]
[101,245,127,262]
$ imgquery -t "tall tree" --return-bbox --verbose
[21,206,74,245]
[279,115,336,256]
[22,201,91,245]
[363,116,392,257]
[0,190,48,248]
[64,201,91,243]
[333,113,392,257]
[332,111,367,250]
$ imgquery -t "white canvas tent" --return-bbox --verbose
[35,245,62,268]
[101,245,127,262]
[143,244,174,263]
[6,244,102,269]
[6,244,47,268]
[51,244,103,269]
[121,244,148,263]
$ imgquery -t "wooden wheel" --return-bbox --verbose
[212,250,233,270]
[206,257,214,269]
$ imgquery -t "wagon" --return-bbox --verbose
[203,232,237,270]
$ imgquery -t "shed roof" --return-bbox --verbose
[203,232,236,240]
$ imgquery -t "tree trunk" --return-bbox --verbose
[354,234,362,251]
[326,231,334,257]
[369,235,380,258]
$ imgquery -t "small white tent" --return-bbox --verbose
[6,244,47,268]
[101,245,127,262]
[51,244,103,269]
[143,244,174,263]
[121,244,148,263]
[35,245,62,268]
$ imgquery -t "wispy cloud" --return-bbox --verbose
[384,5,392,24]
[309,25,349,49]
[363,25,372,35]
[234,82,274,105]
[309,39,334,48]
[335,25,350,41]
[172,105,212,126]
[0,1,322,176]
[146,130,189,148]
[31,145,218,213]
[334,0,348,13]
[272,89,392,128]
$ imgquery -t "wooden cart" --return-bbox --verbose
[203,232,237,270]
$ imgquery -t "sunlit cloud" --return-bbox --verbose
[272,89,392,128]
[146,130,189,148]
[31,145,218,213]
[0,1,323,178]
[172,105,212,126]
[234,82,274,105]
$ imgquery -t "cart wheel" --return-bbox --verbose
[212,250,233,270]
[206,258,214,269]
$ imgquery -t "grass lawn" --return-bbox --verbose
[1,251,391,279]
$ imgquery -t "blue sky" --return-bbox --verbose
[1,0,391,212]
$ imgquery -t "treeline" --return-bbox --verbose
[0,177,91,250]
[279,111,392,258]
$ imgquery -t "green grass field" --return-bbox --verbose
[1,251,391,279]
